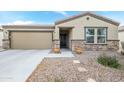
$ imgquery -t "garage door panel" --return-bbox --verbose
[11,32,52,49]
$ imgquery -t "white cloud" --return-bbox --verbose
[53,11,68,16]
[7,20,35,25]
[6,20,54,25]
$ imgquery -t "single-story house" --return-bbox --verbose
[0,26,3,49]
[1,12,120,51]
[118,26,124,51]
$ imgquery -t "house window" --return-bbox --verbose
[85,27,107,44]
[86,28,95,43]
[97,28,106,43]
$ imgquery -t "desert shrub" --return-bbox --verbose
[97,54,120,69]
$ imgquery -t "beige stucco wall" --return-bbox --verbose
[54,15,118,40]
[53,26,59,40]
[3,29,9,39]
[0,31,3,48]
[68,29,72,49]
[119,31,124,51]
[119,31,124,42]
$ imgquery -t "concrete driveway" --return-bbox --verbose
[0,49,50,82]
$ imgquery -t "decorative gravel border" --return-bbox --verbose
[26,51,124,82]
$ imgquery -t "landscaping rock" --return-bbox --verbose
[27,51,124,82]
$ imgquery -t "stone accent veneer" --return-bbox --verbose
[2,39,10,49]
[71,40,85,51]
[71,40,119,51]
[107,40,119,50]
[85,44,108,51]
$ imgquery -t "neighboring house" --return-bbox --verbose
[0,26,3,48]
[1,12,120,51]
[118,26,124,51]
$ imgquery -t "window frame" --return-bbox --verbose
[85,28,95,43]
[85,27,107,44]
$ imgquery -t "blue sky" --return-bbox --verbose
[0,11,124,26]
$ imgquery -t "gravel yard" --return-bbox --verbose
[27,51,124,82]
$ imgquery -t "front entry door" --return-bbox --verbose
[60,34,67,48]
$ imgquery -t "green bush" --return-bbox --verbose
[97,54,120,69]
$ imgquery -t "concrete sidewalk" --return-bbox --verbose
[47,49,74,58]
[0,49,6,52]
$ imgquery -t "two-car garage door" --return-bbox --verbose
[10,31,52,49]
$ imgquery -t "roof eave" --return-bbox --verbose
[2,24,55,29]
[55,12,120,26]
